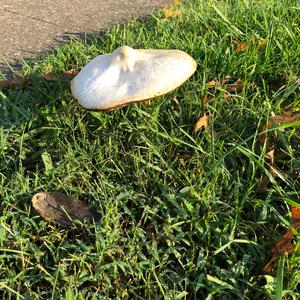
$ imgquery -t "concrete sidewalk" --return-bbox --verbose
[0,0,169,74]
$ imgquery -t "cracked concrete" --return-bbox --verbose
[0,0,170,74]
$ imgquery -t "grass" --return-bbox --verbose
[0,0,300,298]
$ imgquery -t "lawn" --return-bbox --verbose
[0,0,300,299]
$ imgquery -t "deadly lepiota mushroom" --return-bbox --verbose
[71,46,197,110]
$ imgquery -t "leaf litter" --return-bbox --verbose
[0,72,29,89]
[264,206,300,273]
[232,36,268,53]
[258,109,300,192]
[193,76,246,133]
[258,109,300,272]
[162,0,182,20]
[206,76,244,94]
[193,114,209,133]
[194,76,299,273]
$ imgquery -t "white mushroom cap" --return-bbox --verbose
[71,46,197,111]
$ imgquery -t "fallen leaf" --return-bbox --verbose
[162,0,182,19]
[291,206,300,219]
[257,147,280,192]
[283,109,293,117]
[257,109,300,192]
[193,114,208,133]
[258,38,268,48]
[259,110,300,145]
[0,72,29,89]
[63,69,78,76]
[206,76,239,91]
[32,192,100,227]
[162,6,180,18]
[221,76,231,84]
[266,149,275,164]
[233,36,266,53]
[271,112,300,125]
[226,78,244,93]
[173,0,182,6]
[264,206,300,273]
[0,79,13,89]
[232,40,248,53]
[207,79,218,87]
[259,122,271,145]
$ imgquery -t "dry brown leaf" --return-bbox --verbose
[206,77,244,94]
[258,109,300,193]
[226,78,244,93]
[63,69,78,76]
[259,110,300,145]
[258,38,268,48]
[232,40,248,53]
[0,79,13,89]
[162,0,182,19]
[0,72,28,89]
[271,112,300,125]
[207,80,218,87]
[193,114,208,133]
[258,147,279,192]
[32,192,100,227]
[233,36,266,53]
[41,69,78,81]
[283,109,293,117]
[266,149,275,164]
[162,6,180,18]
[221,76,231,84]
[264,206,300,273]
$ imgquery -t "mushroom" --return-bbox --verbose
[71,46,197,111]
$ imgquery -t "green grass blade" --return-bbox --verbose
[275,256,285,300]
